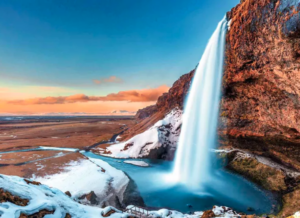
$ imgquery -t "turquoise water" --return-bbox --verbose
[85,152,278,214]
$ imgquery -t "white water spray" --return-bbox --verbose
[172,17,228,188]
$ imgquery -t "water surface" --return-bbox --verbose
[85,152,278,214]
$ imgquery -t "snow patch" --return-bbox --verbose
[124,160,149,167]
[39,146,79,152]
[102,109,182,158]
[33,156,129,206]
[227,19,232,30]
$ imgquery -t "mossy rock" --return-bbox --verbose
[227,155,287,192]
[279,185,300,217]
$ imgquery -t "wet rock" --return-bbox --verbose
[226,151,287,192]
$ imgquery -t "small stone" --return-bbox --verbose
[65,191,72,197]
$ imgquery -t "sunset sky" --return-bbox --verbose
[0,0,238,115]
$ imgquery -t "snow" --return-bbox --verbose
[124,160,149,167]
[101,109,182,158]
[39,146,79,152]
[0,174,126,218]
[33,156,129,206]
[126,205,239,218]
[293,211,300,218]
[227,19,232,30]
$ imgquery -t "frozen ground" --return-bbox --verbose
[33,156,129,207]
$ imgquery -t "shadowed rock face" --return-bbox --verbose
[135,69,195,121]
[219,0,300,168]
[121,70,194,142]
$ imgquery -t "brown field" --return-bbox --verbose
[0,152,85,178]
[0,116,135,178]
[0,117,135,151]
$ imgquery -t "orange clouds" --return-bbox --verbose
[7,85,169,105]
[93,76,123,85]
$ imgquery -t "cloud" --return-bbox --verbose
[8,85,169,105]
[93,76,123,85]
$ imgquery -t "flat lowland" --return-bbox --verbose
[0,116,135,179]
[0,116,135,151]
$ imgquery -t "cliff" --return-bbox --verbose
[220,0,300,170]
[121,70,194,142]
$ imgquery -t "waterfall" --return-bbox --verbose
[172,17,228,189]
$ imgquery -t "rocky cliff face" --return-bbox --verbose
[121,70,194,142]
[220,0,300,170]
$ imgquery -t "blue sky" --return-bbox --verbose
[0,0,239,114]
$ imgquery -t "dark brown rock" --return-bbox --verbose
[24,179,41,186]
[19,210,54,218]
[201,210,215,218]
[65,191,72,197]
[79,191,99,205]
[65,213,72,218]
[0,188,29,206]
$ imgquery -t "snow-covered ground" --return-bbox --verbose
[0,174,124,218]
[124,160,149,167]
[33,156,129,207]
[126,205,240,218]
[99,109,182,158]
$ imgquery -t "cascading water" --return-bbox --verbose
[172,17,228,189]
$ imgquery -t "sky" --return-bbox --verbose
[0,0,239,115]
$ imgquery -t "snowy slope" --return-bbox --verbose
[33,156,129,207]
[0,174,124,218]
[100,109,182,159]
